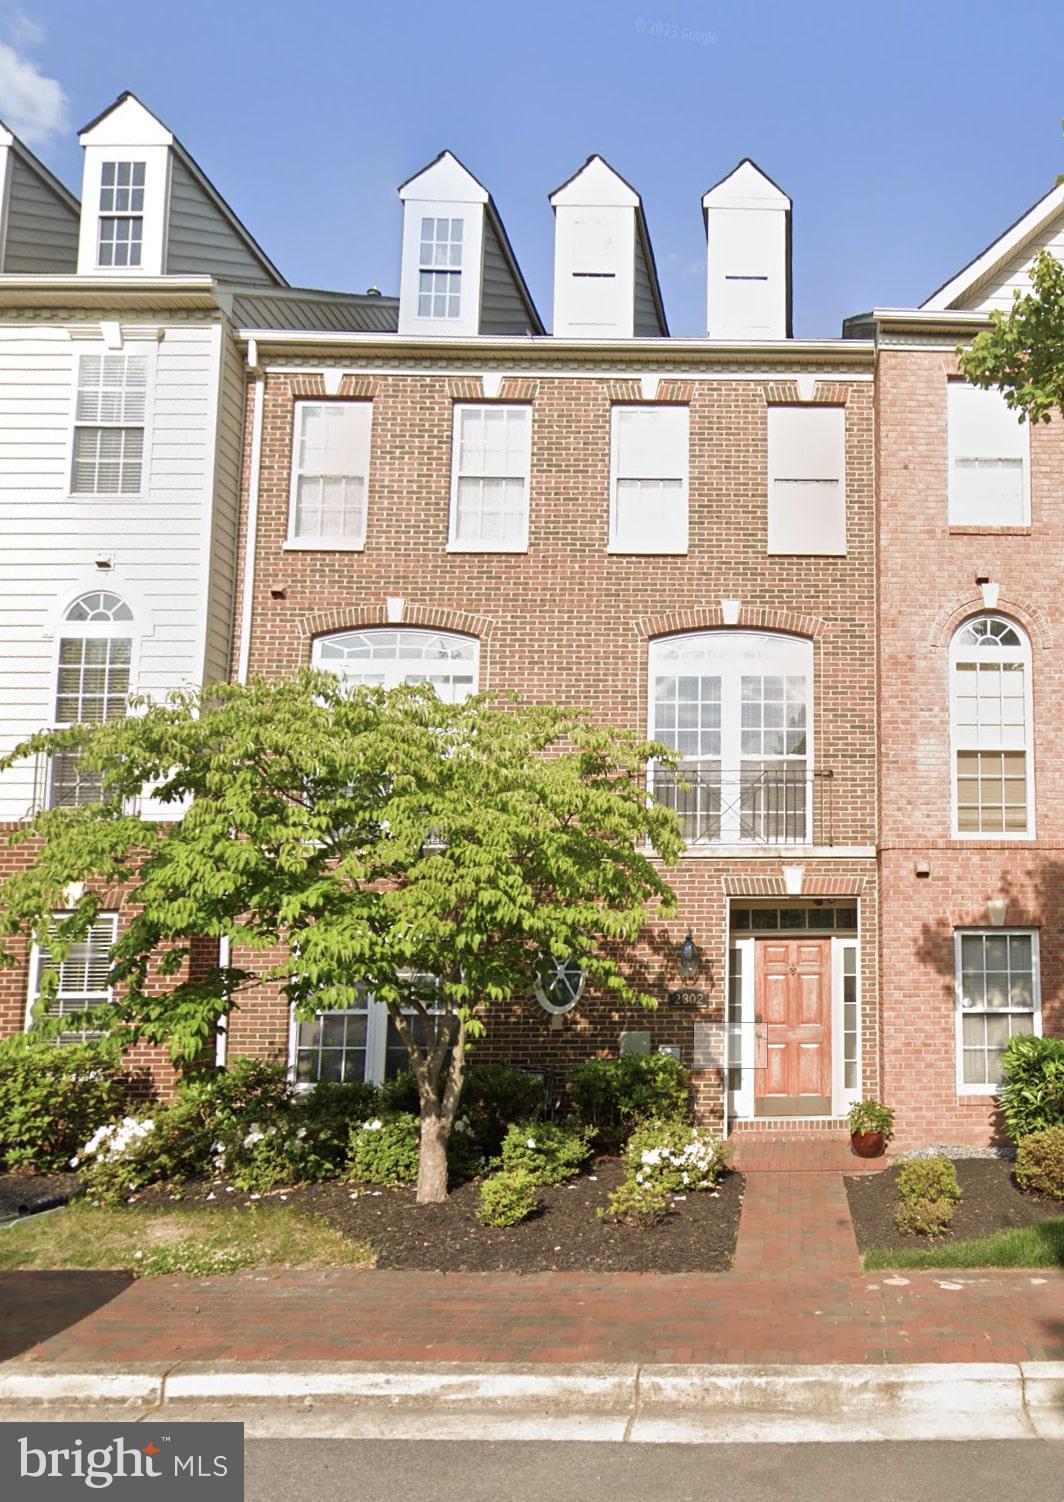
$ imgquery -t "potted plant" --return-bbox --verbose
[848,1100,894,1158]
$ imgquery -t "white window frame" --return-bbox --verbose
[312,627,479,702]
[448,402,531,552]
[947,381,1030,528]
[26,912,119,1039]
[68,345,154,501]
[285,400,372,551]
[288,990,445,1090]
[955,928,1041,1096]
[48,592,136,811]
[609,405,689,555]
[726,935,756,1120]
[949,615,1034,840]
[96,160,146,269]
[767,405,847,556]
[831,935,861,1115]
[417,215,464,320]
[647,630,814,847]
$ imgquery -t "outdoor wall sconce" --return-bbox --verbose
[677,930,702,981]
[987,898,1008,927]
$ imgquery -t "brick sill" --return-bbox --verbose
[947,525,1032,537]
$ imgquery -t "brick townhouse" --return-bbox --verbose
[0,92,1060,1148]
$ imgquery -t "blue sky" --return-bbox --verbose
[7,0,1064,336]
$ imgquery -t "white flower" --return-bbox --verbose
[243,1126,266,1149]
[69,1157,78,1168]
[526,1138,537,1149]
[361,1118,383,1132]
[296,1127,307,1139]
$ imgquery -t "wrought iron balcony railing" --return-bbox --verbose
[649,763,833,846]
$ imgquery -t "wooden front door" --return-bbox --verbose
[754,938,831,1114]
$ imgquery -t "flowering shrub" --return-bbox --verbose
[497,1120,591,1185]
[567,1054,690,1151]
[624,1119,729,1196]
[478,1169,541,1227]
[598,1175,671,1228]
[74,1115,159,1202]
[1015,1126,1064,1202]
[348,1114,421,1187]
[0,1035,128,1171]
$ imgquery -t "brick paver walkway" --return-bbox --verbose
[3,1135,1061,1369]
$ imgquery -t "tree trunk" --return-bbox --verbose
[416,1110,450,1204]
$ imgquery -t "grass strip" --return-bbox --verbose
[864,1217,1064,1270]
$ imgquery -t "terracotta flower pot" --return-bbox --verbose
[850,1129,886,1159]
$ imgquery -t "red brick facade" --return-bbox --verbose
[877,343,1064,1147]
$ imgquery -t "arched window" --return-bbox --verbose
[48,592,134,808]
[950,614,1032,836]
[312,628,478,703]
[648,631,813,844]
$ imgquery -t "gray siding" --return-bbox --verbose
[633,228,665,337]
[479,218,534,334]
[231,291,399,333]
[165,156,274,284]
[3,154,78,273]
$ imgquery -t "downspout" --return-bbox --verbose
[217,339,265,1069]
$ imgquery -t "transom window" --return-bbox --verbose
[950,614,1032,836]
[418,216,463,318]
[956,929,1039,1091]
[72,353,148,496]
[97,162,145,268]
[289,402,371,548]
[27,913,118,1043]
[649,631,813,845]
[449,404,531,550]
[948,382,1029,526]
[313,628,478,703]
[48,593,133,809]
[609,405,689,554]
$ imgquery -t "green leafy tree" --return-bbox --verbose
[0,675,682,1202]
[960,249,1064,422]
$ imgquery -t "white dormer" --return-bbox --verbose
[397,151,542,338]
[78,94,172,275]
[550,156,667,339]
[702,159,792,340]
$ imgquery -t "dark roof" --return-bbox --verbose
[230,285,399,333]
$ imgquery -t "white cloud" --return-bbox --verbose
[0,20,69,147]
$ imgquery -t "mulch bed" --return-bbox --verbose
[0,1171,80,1220]
[845,1157,1063,1253]
[134,1158,745,1273]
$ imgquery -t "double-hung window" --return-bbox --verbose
[72,353,147,496]
[767,406,847,555]
[97,161,145,268]
[289,401,372,548]
[956,929,1039,1092]
[609,405,689,553]
[950,615,1032,836]
[293,981,446,1086]
[418,216,463,318]
[449,404,531,549]
[948,382,1029,526]
[27,913,118,1042]
[48,591,133,809]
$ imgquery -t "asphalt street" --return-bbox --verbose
[245,1438,1064,1502]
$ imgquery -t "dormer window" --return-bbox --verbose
[97,161,145,268]
[418,216,463,318]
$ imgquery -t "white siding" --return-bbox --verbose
[0,315,227,820]
[959,213,1064,311]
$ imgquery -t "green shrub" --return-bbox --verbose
[567,1054,690,1151]
[477,1169,541,1227]
[458,1064,545,1154]
[896,1157,961,1207]
[497,1120,591,1185]
[0,1035,128,1172]
[598,1175,671,1228]
[74,1114,162,1203]
[625,1118,729,1195]
[377,1070,421,1115]
[1015,1125,1064,1202]
[294,1081,379,1175]
[999,1035,1064,1142]
[895,1197,956,1237]
[348,1114,421,1187]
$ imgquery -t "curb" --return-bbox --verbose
[0,1360,1062,1441]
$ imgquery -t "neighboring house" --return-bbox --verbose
[227,153,879,1144]
[0,93,396,1076]
[846,179,1064,1145]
